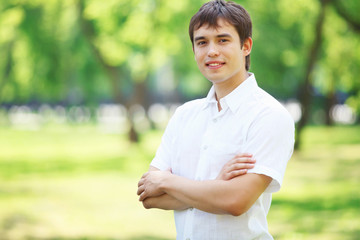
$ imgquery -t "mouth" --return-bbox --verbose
[206,61,225,69]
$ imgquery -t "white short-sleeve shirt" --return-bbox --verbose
[151,73,295,240]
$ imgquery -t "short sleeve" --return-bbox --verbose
[245,108,295,193]
[150,107,181,171]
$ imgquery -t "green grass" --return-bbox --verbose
[0,124,359,239]
[268,126,360,240]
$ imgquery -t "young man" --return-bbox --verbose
[137,0,295,239]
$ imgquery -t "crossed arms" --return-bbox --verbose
[137,153,272,216]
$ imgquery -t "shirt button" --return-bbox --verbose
[189,207,193,211]
[203,145,208,150]
[213,118,217,123]
[186,238,190,240]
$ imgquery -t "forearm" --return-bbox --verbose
[160,173,270,216]
[138,165,270,216]
[161,175,236,215]
[142,193,190,211]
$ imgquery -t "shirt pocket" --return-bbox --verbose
[209,142,245,179]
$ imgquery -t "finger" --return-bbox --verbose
[137,185,145,196]
[138,178,145,187]
[228,163,254,172]
[227,169,248,180]
[237,162,255,169]
[233,157,256,164]
[139,191,147,201]
[234,153,253,158]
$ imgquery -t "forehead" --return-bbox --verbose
[193,18,238,38]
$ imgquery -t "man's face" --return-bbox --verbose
[193,18,251,86]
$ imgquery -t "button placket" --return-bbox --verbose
[183,206,194,240]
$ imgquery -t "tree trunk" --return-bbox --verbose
[77,0,140,142]
[0,41,14,102]
[333,0,360,33]
[295,0,330,149]
[325,82,336,126]
[126,79,150,142]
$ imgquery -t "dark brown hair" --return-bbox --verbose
[189,0,252,70]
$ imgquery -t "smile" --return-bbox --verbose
[206,62,225,69]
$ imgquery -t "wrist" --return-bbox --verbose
[160,171,172,193]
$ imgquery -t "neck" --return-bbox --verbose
[214,71,249,100]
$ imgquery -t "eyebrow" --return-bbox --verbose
[217,33,232,38]
[194,36,206,42]
[194,33,232,42]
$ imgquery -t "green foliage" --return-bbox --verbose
[0,0,359,110]
[249,0,316,98]
[347,92,360,114]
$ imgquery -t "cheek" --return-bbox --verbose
[194,54,204,66]
[228,51,243,63]
[194,48,205,59]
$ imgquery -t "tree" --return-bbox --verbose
[295,0,330,149]
[295,0,360,149]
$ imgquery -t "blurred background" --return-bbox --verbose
[0,0,359,239]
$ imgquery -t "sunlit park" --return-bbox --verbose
[0,0,360,239]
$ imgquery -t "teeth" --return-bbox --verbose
[208,63,222,66]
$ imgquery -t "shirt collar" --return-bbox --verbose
[202,73,258,113]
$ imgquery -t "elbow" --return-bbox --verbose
[227,207,245,217]
[229,209,246,217]
[225,200,250,217]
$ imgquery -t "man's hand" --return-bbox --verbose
[141,193,190,210]
[216,153,255,180]
[137,170,171,201]
[137,153,256,212]
[137,166,190,210]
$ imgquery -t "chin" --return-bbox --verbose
[207,77,227,84]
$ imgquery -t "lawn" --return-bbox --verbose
[0,124,359,240]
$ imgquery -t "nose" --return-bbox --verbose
[207,43,219,57]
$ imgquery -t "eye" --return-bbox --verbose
[219,39,228,43]
[197,41,206,46]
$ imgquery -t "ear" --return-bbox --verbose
[242,37,253,56]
